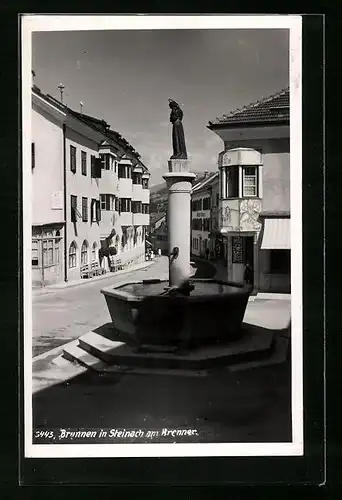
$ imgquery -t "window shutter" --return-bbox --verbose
[96,200,101,221]
[91,156,101,178]
[31,143,35,169]
[95,158,102,178]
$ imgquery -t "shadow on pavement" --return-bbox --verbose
[32,323,292,444]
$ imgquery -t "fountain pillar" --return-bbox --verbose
[163,159,196,288]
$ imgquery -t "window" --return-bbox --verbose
[192,199,203,212]
[203,197,211,210]
[191,218,202,231]
[55,239,60,264]
[132,201,142,213]
[226,166,239,198]
[100,194,115,211]
[203,218,210,231]
[142,178,149,189]
[100,153,110,170]
[91,199,97,222]
[69,241,77,268]
[91,155,102,178]
[32,240,39,266]
[96,200,101,221]
[92,242,97,262]
[142,203,149,214]
[42,238,53,266]
[120,198,131,212]
[81,240,89,265]
[71,195,77,222]
[82,197,88,222]
[81,151,87,175]
[133,173,142,185]
[118,164,131,179]
[270,250,290,274]
[118,165,126,178]
[31,143,35,169]
[243,167,258,197]
[70,145,76,173]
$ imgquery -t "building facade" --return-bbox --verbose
[31,86,150,287]
[206,88,290,293]
[191,173,220,258]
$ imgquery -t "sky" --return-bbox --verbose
[32,29,289,186]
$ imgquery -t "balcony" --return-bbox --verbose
[132,183,143,201]
[141,189,150,204]
[98,170,118,195]
[118,178,133,198]
[133,213,150,226]
[119,211,133,227]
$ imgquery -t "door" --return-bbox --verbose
[244,236,254,286]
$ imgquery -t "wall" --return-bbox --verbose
[32,105,64,225]
[65,127,101,283]
[262,151,290,212]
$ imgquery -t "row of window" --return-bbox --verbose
[191,218,211,232]
[69,240,98,269]
[32,143,149,188]
[71,195,101,223]
[192,197,210,212]
[70,195,150,222]
[70,149,149,188]
[191,195,219,212]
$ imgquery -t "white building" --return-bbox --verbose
[191,172,219,258]
[31,86,150,287]
[207,88,290,293]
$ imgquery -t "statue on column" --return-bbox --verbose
[168,99,188,159]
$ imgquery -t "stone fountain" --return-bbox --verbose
[100,99,253,352]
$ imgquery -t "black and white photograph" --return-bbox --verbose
[22,15,303,458]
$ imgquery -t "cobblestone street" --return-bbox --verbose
[32,257,169,356]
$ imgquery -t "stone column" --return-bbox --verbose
[163,159,196,288]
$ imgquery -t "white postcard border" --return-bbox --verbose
[22,14,303,459]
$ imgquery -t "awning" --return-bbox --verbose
[146,240,153,247]
[261,218,290,250]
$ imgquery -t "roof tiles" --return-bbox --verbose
[208,88,289,127]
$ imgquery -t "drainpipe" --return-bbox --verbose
[63,123,68,282]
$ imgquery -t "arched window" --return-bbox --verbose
[92,242,97,262]
[81,240,89,265]
[69,241,77,269]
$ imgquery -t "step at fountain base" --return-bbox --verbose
[61,323,289,375]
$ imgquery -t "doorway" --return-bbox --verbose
[244,236,254,286]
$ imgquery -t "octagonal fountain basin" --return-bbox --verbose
[101,278,253,349]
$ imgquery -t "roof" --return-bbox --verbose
[192,172,219,193]
[208,88,289,128]
[150,212,166,225]
[32,86,146,169]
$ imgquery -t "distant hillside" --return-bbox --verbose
[149,171,214,213]
[150,181,166,194]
